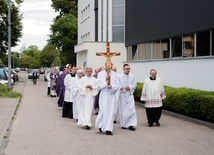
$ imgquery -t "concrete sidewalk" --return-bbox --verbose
[0,82,25,148]
[1,74,214,155]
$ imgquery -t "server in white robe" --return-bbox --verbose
[118,64,137,131]
[63,67,76,118]
[73,69,83,121]
[140,69,166,127]
[77,67,98,130]
[112,66,119,123]
[95,69,120,135]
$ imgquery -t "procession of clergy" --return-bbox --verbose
[47,64,166,136]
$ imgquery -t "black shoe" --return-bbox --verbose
[148,124,153,127]
[128,126,136,131]
[122,127,127,129]
[75,119,78,122]
[113,120,117,124]
[50,95,53,98]
[99,128,102,133]
[95,112,98,115]
[156,122,160,126]
[86,125,91,130]
[106,131,113,135]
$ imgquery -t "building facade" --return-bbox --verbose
[75,0,126,73]
[125,0,214,91]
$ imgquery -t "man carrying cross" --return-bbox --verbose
[95,42,120,135]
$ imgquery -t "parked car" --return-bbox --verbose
[5,69,19,82]
[39,67,49,74]
[28,69,40,79]
[0,68,14,84]
[0,69,8,80]
[12,69,19,82]
[14,68,20,72]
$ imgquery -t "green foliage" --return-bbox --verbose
[0,0,23,57]
[0,83,21,98]
[48,14,77,65]
[51,0,78,17]
[134,83,214,123]
[40,44,58,67]
[52,55,61,67]
[19,45,41,68]
[0,58,3,64]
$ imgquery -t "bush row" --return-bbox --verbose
[134,83,214,123]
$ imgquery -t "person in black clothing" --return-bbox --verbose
[32,70,38,85]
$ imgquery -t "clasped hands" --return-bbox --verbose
[120,86,130,91]
[85,85,93,90]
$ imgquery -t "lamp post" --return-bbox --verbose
[8,0,12,89]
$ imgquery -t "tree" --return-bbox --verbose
[0,0,23,57]
[52,55,61,67]
[51,0,78,18]
[48,14,77,65]
[19,45,41,68]
[40,44,58,67]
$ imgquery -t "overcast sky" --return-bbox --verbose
[12,0,58,52]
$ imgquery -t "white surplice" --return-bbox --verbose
[95,70,120,132]
[77,76,98,127]
[118,73,137,128]
[73,76,82,119]
[64,74,75,102]
[140,77,166,108]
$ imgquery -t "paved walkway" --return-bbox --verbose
[0,82,25,148]
[0,72,214,155]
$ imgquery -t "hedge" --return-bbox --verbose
[134,83,214,123]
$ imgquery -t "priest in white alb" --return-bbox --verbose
[95,62,120,135]
[118,64,137,131]
[73,69,83,122]
[140,69,166,127]
[77,67,98,130]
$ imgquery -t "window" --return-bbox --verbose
[112,26,124,42]
[138,43,151,60]
[153,41,161,59]
[197,31,210,56]
[113,6,124,25]
[127,46,132,61]
[113,0,124,5]
[183,35,194,57]
[112,0,125,42]
[172,37,182,57]
[161,39,170,59]
[132,45,138,60]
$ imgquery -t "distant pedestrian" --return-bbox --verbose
[140,69,166,127]
[47,71,51,95]
[32,70,38,85]
[50,67,58,97]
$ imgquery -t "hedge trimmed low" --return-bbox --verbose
[134,83,214,123]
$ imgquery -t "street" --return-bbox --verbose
[1,71,214,155]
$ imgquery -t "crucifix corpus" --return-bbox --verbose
[96,42,120,85]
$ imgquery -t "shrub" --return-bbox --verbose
[0,83,21,98]
[134,83,214,123]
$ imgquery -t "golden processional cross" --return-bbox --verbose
[96,42,120,85]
